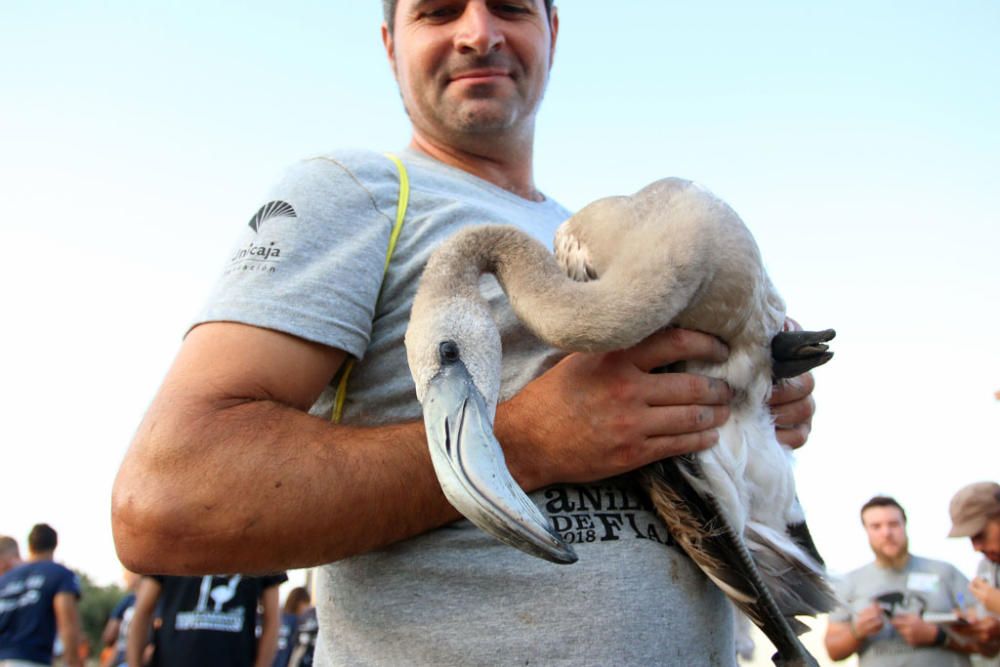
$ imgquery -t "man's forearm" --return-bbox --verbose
[126,606,152,667]
[113,395,467,574]
[825,622,863,661]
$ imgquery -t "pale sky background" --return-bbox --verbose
[2,2,998,659]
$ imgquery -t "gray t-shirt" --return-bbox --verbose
[196,148,732,666]
[830,554,971,667]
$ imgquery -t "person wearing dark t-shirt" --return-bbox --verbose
[287,606,317,667]
[126,573,285,667]
[272,587,309,667]
[0,524,82,667]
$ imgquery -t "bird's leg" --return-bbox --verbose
[771,329,835,379]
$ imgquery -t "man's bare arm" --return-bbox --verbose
[54,591,83,667]
[112,322,744,574]
[126,577,160,667]
[253,584,282,667]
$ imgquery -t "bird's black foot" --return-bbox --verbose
[771,329,835,379]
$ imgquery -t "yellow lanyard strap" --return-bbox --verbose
[332,153,409,423]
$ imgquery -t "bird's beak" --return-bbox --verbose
[422,359,578,564]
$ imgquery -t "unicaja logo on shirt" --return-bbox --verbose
[227,201,297,275]
[248,201,297,232]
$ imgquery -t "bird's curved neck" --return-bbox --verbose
[417,225,681,353]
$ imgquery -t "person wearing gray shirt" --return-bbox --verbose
[112,1,822,664]
[825,496,975,666]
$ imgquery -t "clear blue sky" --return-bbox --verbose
[2,2,998,597]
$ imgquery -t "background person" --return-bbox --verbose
[100,570,140,667]
[272,587,310,667]
[0,537,21,575]
[126,573,285,667]
[824,496,978,665]
[947,481,1000,664]
[0,524,82,667]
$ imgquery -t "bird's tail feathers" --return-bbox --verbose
[745,521,837,622]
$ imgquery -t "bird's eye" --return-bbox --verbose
[439,340,460,363]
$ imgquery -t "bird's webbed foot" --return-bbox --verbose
[771,329,835,379]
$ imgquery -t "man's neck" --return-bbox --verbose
[408,132,542,202]
[875,552,910,570]
[28,551,54,563]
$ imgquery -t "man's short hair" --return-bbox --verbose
[0,535,19,558]
[27,523,58,553]
[383,0,555,34]
[860,495,907,524]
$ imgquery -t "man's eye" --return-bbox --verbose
[495,3,530,14]
[419,4,461,20]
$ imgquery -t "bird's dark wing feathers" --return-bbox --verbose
[639,456,816,663]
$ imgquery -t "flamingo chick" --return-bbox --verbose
[404,178,834,666]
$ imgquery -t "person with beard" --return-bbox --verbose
[825,495,980,665]
[111,1,824,663]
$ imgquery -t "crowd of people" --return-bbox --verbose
[3,482,999,666]
[0,527,318,667]
[823,482,1000,666]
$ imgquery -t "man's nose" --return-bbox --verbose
[454,3,504,55]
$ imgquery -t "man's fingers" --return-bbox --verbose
[644,373,733,407]
[643,404,731,437]
[775,423,811,450]
[769,371,815,405]
[643,430,720,460]
[628,328,729,373]
[771,395,815,428]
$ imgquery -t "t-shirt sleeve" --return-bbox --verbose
[259,573,289,590]
[194,156,397,359]
[57,567,82,597]
[110,593,136,619]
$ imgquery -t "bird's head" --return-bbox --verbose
[405,295,502,417]
[404,279,577,565]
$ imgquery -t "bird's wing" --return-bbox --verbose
[639,456,816,661]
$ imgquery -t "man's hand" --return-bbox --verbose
[769,373,815,449]
[971,577,1000,614]
[890,613,939,646]
[499,328,732,490]
[949,611,1000,656]
[769,317,817,450]
[852,604,886,639]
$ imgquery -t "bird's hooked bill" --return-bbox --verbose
[422,357,578,564]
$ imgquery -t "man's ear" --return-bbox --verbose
[382,23,398,77]
[548,5,559,69]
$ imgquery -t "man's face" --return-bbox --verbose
[971,518,1000,563]
[862,506,909,563]
[383,0,557,145]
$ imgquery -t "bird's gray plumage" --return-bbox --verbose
[405,177,835,666]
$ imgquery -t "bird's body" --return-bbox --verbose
[405,178,834,666]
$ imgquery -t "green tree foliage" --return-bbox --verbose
[75,571,125,657]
